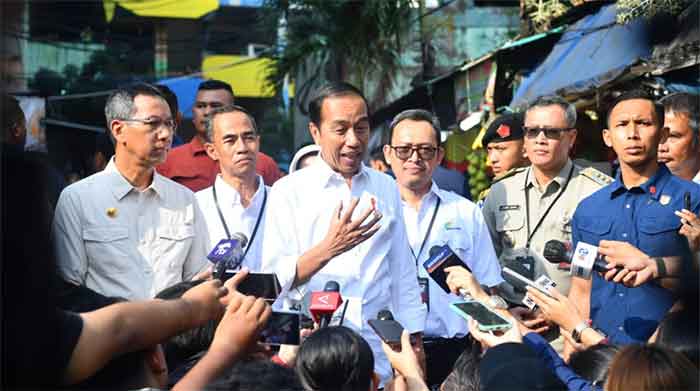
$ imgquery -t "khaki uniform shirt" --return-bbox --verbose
[481,159,612,294]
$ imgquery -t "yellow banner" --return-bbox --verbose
[202,55,276,98]
[104,0,219,22]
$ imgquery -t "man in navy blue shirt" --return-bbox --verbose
[568,90,700,351]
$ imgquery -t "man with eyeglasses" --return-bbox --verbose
[482,95,611,306]
[195,105,269,271]
[384,109,503,387]
[53,83,210,300]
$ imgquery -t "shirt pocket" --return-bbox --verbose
[577,216,612,237]
[495,209,525,233]
[82,226,131,274]
[638,215,680,250]
[154,225,195,270]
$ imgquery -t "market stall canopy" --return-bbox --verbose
[510,4,651,108]
[103,0,219,22]
[156,76,205,118]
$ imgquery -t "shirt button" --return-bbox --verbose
[622,233,628,238]
[618,293,624,297]
[625,204,631,209]
[618,326,624,331]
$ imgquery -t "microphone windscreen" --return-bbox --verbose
[429,245,442,257]
[543,240,567,263]
[300,291,314,319]
[377,309,394,321]
[324,280,340,292]
[232,232,249,248]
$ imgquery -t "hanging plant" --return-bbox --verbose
[616,0,692,24]
[524,0,571,32]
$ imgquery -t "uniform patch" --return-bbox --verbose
[496,124,511,138]
[499,205,520,211]
[580,166,613,186]
[660,194,671,205]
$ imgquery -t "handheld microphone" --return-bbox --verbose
[309,281,343,328]
[544,240,619,280]
[208,233,249,280]
[377,309,394,321]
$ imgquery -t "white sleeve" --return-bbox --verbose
[469,205,504,288]
[260,183,301,298]
[52,189,88,285]
[182,198,211,280]
[389,197,427,334]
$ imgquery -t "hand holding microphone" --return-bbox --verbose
[308,281,343,328]
[543,240,621,280]
[444,266,489,302]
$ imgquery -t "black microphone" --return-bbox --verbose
[544,239,619,279]
[377,309,394,321]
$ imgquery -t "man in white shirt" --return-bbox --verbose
[53,83,210,300]
[195,105,268,271]
[261,82,427,384]
[384,109,504,387]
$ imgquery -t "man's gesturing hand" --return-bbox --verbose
[322,198,382,258]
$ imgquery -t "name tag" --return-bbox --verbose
[499,205,520,211]
[418,277,430,312]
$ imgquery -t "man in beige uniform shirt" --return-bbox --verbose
[482,95,611,301]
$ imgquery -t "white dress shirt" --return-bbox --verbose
[195,175,269,271]
[53,158,210,300]
[261,159,427,383]
[693,170,700,184]
[403,182,504,339]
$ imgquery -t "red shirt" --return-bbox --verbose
[157,137,284,192]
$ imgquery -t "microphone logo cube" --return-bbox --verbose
[207,238,244,265]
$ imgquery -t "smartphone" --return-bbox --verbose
[220,272,281,301]
[450,301,512,332]
[259,311,301,346]
[422,244,471,293]
[368,318,404,347]
[684,192,691,210]
[501,267,553,298]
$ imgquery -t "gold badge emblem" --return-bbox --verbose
[106,207,118,218]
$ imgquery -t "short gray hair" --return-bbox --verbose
[389,109,442,145]
[204,105,258,143]
[525,95,577,128]
[660,92,699,145]
[104,83,167,141]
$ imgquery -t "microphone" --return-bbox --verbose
[207,233,249,279]
[544,240,619,280]
[309,281,343,328]
[377,309,394,321]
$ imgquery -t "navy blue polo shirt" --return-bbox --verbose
[571,164,700,344]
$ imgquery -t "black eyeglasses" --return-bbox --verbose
[390,145,439,160]
[523,127,573,140]
[120,117,177,131]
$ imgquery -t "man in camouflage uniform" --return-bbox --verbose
[482,96,612,299]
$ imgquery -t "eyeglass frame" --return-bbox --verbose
[389,144,441,160]
[118,117,177,132]
[523,126,574,140]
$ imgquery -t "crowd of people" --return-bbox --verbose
[1,79,699,391]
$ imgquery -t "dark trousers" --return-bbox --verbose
[424,335,472,388]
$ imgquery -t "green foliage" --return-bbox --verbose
[616,0,692,24]
[261,0,415,110]
[466,149,490,200]
[523,0,570,32]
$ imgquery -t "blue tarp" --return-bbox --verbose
[157,76,205,118]
[510,4,652,108]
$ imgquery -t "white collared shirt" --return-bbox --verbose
[53,158,210,300]
[261,159,427,383]
[693,170,700,184]
[403,182,504,339]
[195,175,269,271]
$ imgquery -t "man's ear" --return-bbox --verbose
[383,144,392,165]
[602,128,612,148]
[568,128,578,151]
[205,141,219,161]
[111,120,125,146]
[309,122,321,145]
[436,146,445,165]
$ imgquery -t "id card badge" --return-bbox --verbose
[522,275,557,310]
[417,277,430,312]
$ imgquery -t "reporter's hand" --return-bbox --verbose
[321,198,382,258]
[181,279,229,325]
[676,209,700,252]
[444,266,487,299]
[192,266,213,281]
[525,287,584,332]
[220,267,250,306]
[381,330,426,388]
[509,306,549,334]
[209,294,272,362]
[598,241,657,286]
[468,315,522,349]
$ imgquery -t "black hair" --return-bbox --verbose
[198,79,235,97]
[388,109,442,146]
[605,89,664,128]
[441,338,481,391]
[205,359,304,391]
[307,82,369,126]
[568,344,620,385]
[155,84,179,115]
[203,104,259,143]
[155,280,217,373]
[295,326,374,391]
[660,92,699,144]
[656,309,699,366]
[2,93,25,141]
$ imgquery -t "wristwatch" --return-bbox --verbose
[487,295,508,310]
[571,322,590,343]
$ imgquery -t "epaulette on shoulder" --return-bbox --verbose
[478,187,490,201]
[580,166,613,186]
[491,166,527,184]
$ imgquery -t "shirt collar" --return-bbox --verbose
[312,154,369,188]
[189,136,207,156]
[105,157,165,200]
[524,159,573,191]
[214,174,265,207]
[693,170,700,184]
[609,164,672,200]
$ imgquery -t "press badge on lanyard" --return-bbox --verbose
[417,277,430,311]
[411,198,441,313]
